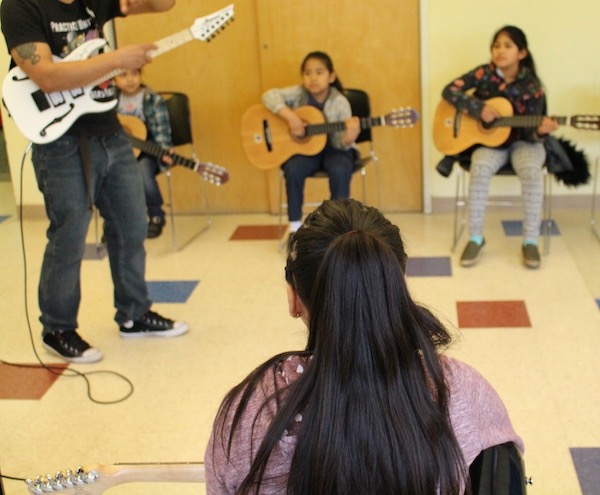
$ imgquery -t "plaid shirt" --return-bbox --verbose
[142,87,173,148]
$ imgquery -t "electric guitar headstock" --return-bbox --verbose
[384,107,420,128]
[189,4,235,42]
[24,462,205,494]
[570,115,600,131]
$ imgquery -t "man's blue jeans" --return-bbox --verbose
[138,154,165,219]
[32,131,150,334]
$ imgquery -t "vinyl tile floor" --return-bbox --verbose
[1,180,599,495]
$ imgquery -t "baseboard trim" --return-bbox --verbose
[431,194,596,213]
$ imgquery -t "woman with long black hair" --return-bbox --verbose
[205,199,522,494]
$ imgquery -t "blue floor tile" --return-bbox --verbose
[406,257,452,277]
[147,280,199,303]
[570,447,600,495]
[0,215,9,223]
[596,299,600,310]
[502,219,560,236]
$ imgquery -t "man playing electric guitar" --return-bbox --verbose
[0,0,189,364]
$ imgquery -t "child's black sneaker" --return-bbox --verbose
[42,330,103,364]
[147,216,166,239]
[119,310,189,339]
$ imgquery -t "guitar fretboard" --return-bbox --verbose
[493,115,568,128]
[305,116,386,136]
[126,135,194,169]
[89,29,194,89]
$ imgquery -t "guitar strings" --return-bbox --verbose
[0,143,135,406]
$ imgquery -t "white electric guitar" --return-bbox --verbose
[2,4,234,145]
[24,462,205,494]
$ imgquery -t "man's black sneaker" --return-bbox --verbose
[147,216,166,239]
[119,310,189,339]
[42,330,103,364]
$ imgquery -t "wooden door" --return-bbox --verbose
[115,0,422,214]
[256,0,422,212]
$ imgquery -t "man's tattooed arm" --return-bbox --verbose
[15,43,41,65]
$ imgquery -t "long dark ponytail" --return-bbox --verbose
[215,199,466,494]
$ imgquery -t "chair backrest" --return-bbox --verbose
[158,92,193,147]
[468,442,528,495]
[344,88,372,144]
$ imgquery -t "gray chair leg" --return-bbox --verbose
[591,158,600,241]
[278,169,287,253]
[452,167,467,252]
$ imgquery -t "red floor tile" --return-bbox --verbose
[229,225,283,240]
[457,300,531,328]
[0,362,69,400]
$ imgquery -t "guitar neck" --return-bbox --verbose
[90,29,193,88]
[305,115,386,136]
[126,135,195,169]
[493,115,567,128]
[98,462,204,483]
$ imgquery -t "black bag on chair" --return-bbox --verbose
[468,442,529,495]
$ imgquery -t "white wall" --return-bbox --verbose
[2,0,599,209]
[424,0,600,208]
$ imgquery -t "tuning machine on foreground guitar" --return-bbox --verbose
[25,462,205,494]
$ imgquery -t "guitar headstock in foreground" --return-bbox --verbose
[25,462,205,494]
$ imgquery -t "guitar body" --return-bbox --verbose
[433,97,513,155]
[2,38,118,145]
[241,104,327,170]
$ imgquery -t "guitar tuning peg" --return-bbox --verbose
[84,470,99,484]
[25,478,44,495]
[36,475,52,493]
[525,476,533,485]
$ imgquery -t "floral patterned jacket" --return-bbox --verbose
[442,62,547,144]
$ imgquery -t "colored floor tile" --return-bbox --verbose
[406,256,452,277]
[570,448,600,495]
[0,362,68,400]
[147,280,199,303]
[596,299,600,310]
[0,215,8,223]
[83,243,107,260]
[229,225,283,240]
[457,300,531,328]
[502,219,560,236]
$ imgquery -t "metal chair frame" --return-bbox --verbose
[158,91,212,251]
[590,156,600,241]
